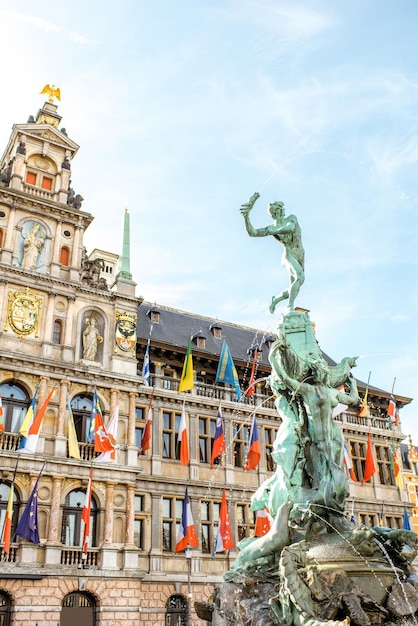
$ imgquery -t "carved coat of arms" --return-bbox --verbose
[6,288,42,337]
[115,311,137,352]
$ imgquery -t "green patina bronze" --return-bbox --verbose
[211,195,418,626]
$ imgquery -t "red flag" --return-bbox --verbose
[244,416,260,471]
[246,349,259,397]
[178,402,189,466]
[175,487,199,552]
[215,489,234,552]
[211,405,225,468]
[81,468,93,554]
[387,394,396,421]
[254,508,273,537]
[362,431,376,485]
[139,391,154,455]
[94,412,115,453]
[2,483,14,553]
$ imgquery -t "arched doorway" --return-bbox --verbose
[0,591,11,626]
[61,591,96,626]
[165,594,188,626]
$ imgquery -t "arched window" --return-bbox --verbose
[0,591,11,626]
[165,594,188,626]
[0,482,20,549]
[0,382,30,433]
[61,488,98,548]
[61,591,96,626]
[71,394,94,443]
[53,319,63,344]
[60,246,70,266]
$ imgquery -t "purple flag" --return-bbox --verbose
[15,464,45,544]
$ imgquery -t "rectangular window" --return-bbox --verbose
[134,495,145,549]
[350,440,367,483]
[233,422,250,468]
[264,427,276,471]
[26,171,37,185]
[375,445,395,486]
[199,416,216,464]
[41,176,53,190]
[201,499,220,554]
[236,503,255,542]
[135,406,145,449]
[162,496,183,552]
[162,410,181,460]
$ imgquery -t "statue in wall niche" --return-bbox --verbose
[82,317,103,361]
[240,192,305,313]
[21,223,45,270]
[80,248,108,290]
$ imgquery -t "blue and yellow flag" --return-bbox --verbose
[216,340,241,401]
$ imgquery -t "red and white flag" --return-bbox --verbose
[215,489,234,553]
[178,401,189,466]
[81,468,93,554]
[254,508,274,537]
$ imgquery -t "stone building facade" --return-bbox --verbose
[0,98,413,625]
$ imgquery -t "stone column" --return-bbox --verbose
[122,483,139,569]
[47,476,62,544]
[62,296,75,361]
[126,391,138,466]
[44,291,56,343]
[100,481,118,569]
[54,379,69,457]
[52,220,62,264]
[110,388,119,417]
[2,204,16,265]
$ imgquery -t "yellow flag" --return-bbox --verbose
[178,339,194,393]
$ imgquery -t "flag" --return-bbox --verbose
[178,338,194,393]
[142,324,153,386]
[0,395,4,433]
[343,443,357,481]
[20,388,54,454]
[403,504,411,531]
[214,489,234,553]
[19,384,40,448]
[81,468,93,553]
[216,340,241,401]
[254,508,273,537]
[391,440,403,490]
[244,415,260,471]
[87,389,102,444]
[178,401,189,466]
[246,349,259,397]
[358,372,371,419]
[211,405,225,468]
[94,409,116,453]
[350,499,357,526]
[2,483,14,553]
[139,391,154,455]
[362,431,376,485]
[175,486,199,552]
[94,406,119,462]
[387,393,396,422]
[332,385,347,418]
[67,393,81,460]
[15,463,45,544]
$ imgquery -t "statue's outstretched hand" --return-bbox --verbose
[240,192,260,216]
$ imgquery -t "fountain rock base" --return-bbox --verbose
[201,528,418,626]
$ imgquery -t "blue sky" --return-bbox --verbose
[1,1,418,438]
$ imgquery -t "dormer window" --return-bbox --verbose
[148,310,160,324]
[209,323,222,339]
[197,337,206,349]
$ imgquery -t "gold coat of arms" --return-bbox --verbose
[115,311,137,353]
[5,288,42,337]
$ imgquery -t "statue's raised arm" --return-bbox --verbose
[240,193,305,312]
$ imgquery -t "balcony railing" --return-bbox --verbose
[61,548,100,567]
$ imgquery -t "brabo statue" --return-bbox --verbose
[240,192,304,313]
[204,195,418,626]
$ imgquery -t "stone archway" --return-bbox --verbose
[0,591,11,626]
[165,594,188,626]
[61,591,96,626]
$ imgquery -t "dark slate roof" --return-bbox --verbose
[136,301,412,403]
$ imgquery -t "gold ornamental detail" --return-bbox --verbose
[5,287,42,337]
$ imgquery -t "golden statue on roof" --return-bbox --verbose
[40,84,61,103]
